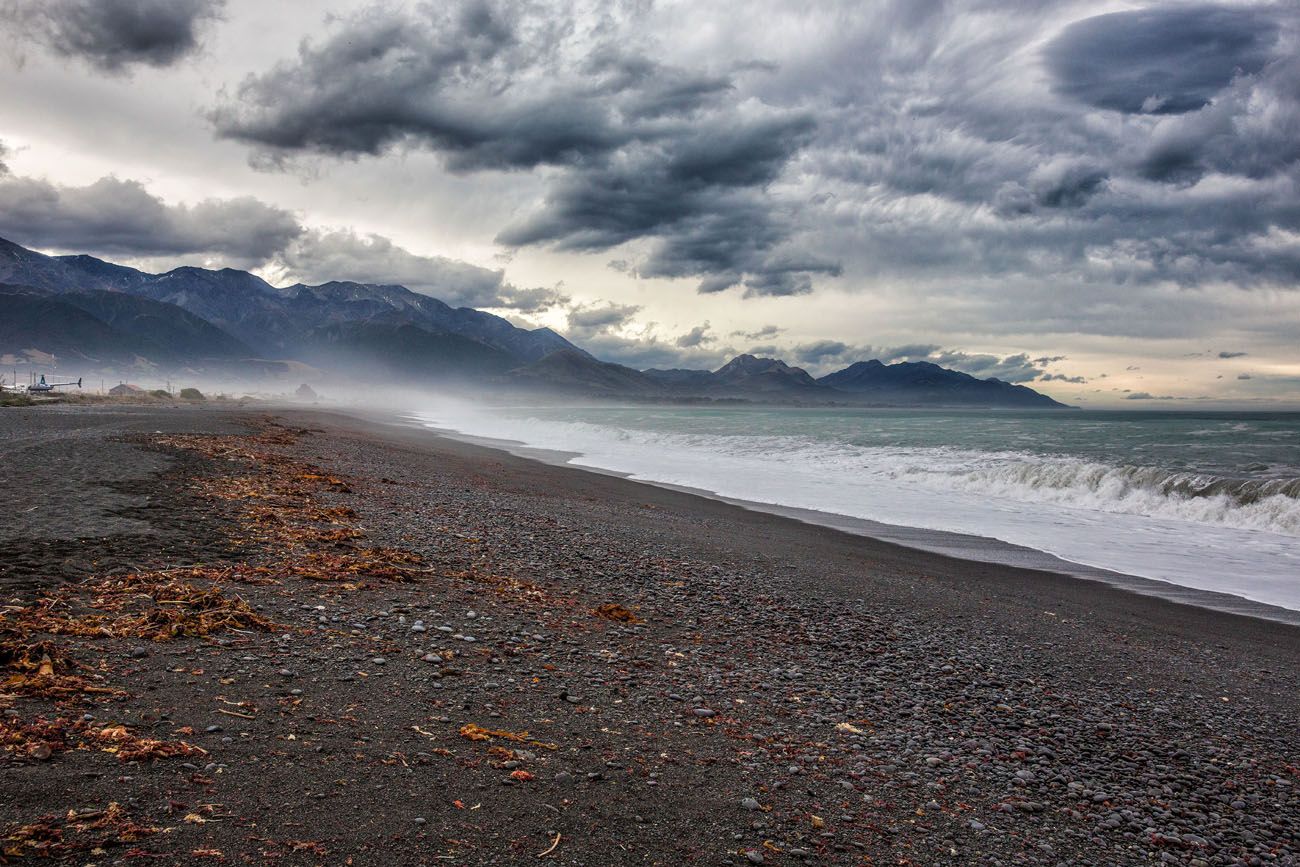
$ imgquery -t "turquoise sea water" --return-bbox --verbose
[414,404,1300,612]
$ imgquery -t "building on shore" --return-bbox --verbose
[108,383,143,396]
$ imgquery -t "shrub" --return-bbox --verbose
[178,388,205,401]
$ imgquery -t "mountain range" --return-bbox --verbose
[0,236,1067,408]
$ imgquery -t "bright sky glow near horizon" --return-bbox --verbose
[1,0,1298,407]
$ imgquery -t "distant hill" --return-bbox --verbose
[292,321,517,380]
[818,359,1067,408]
[0,236,581,367]
[58,289,253,360]
[0,235,1071,407]
[642,354,1068,408]
[0,285,250,366]
[646,354,829,398]
[508,349,667,396]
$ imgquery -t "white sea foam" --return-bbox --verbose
[412,407,1300,612]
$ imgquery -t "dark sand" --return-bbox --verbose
[1,404,1296,865]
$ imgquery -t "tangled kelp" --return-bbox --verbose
[0,629,122,701]
[1,802,162,859]
[90,724,207,763]
[10,579,278,644]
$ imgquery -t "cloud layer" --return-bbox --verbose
[0,166,298,264]
[0,158,555,310]
[211,1,838,296]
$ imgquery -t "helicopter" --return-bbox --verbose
[4,376,81,397]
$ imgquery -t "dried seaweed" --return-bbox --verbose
[10,580,277,644]
[592,603,641,623]
[459,723,557,750]
[1,802,162,859]
[91,724,207,762]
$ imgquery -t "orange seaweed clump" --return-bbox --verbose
[0,628,124,700]
[91,724,207,762]
[9,579,279,644]
[110,582,279,642]
[0,715,75,760]
[285,549,430,584]
[592,603,641,623]
[459,723,557,750]
[1,803,162,859]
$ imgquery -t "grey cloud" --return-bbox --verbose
[0,171,299,265]
[1039,373,1087,384]
[9,0,225,73]
[271,230,565,312]
[793,340,849,363]
[1218,351,1248,358]
[1238,373,1253,380]
[566,302,641,336]
[1046,6,1278,115]
[876,344,942,363]
[576,330,733,371]
[781,341,1051,382]
[675,323,713,348]
[928,350,1044,383]
[731,325,783,341]
[1125,391,1177,400]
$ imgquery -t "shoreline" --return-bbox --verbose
[3,403,1298,865]
[392,409,1300,628]
[325,406,1300,676]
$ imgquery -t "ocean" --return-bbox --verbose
[410,403,1300,615]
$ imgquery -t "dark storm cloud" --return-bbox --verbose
[9,0,225,73]
[210,2,732,170]
[213,3,636,170]
[0,170,299,265]
[1046,5,1278,115]
[497,112,837,293]
[213,2,837,296]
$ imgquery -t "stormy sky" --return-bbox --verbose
[1,0,1297,405]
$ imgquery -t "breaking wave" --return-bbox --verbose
[427,414,1300,538]
[902,453,1300,536]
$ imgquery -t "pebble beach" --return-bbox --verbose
[1,404,1297,865]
